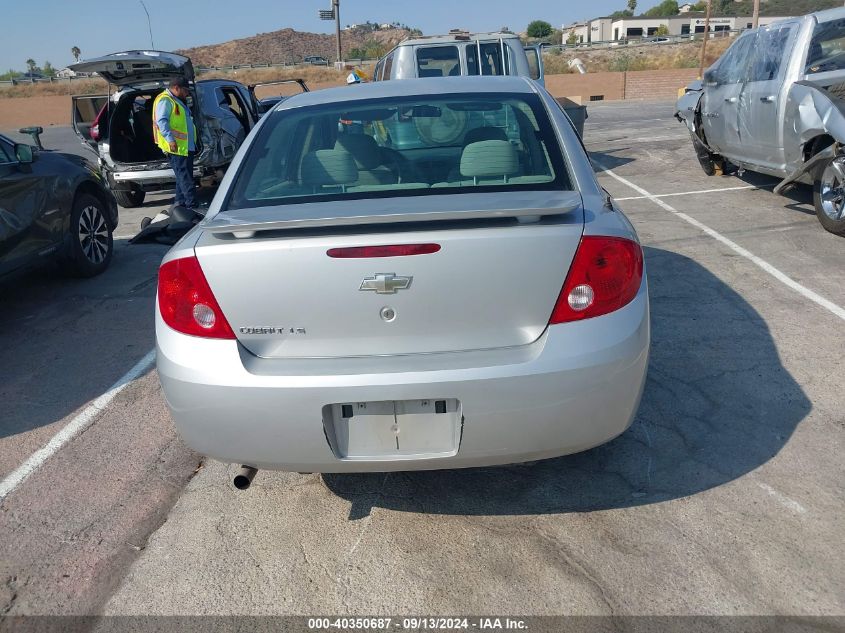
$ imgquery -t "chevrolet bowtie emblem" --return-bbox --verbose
[359,273,413,294]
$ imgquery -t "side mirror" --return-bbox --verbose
[703,69,719,86]
[14,144,33,164]
[19,126,44,149]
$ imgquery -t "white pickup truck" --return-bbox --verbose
[676,8,845,236]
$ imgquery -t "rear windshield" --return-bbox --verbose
[416,46,460,77]
[224,92,569,211]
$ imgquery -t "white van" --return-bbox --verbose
[373,31,544,85]
[372,31,587,137]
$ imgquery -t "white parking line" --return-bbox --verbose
[587,134,687,144]
[0,349,156,504]
[615,185,760,201]
[758,483,808,515]
[596,163,845,323]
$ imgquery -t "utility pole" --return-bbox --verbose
[139,0,155,49]
[698,0,712,78]
[334,0,342,65]
[752,0,760,28]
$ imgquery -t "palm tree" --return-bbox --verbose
[71,46,81,62]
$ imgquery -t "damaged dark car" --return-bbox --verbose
[676,8,845,236]
[0,131,118,280]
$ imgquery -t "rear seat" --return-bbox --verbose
[335,134,396,186]
[301,149,358,192]
[445,127,509,182]
[434,139,521,187]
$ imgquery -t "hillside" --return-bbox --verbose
[176,26,412,67]
[544,38,732,74]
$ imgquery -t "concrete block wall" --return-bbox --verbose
[544,72,626,102]
[544,68,699,102]
[623,68,699,100]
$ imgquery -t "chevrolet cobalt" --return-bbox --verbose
[156,77,649,476]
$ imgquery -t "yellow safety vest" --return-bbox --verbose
[152,91,192,156]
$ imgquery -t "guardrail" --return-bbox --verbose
[0,75,100,87]
[194,58,378,72]
[0,58,381,89]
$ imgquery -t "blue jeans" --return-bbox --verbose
[169,152,196,209]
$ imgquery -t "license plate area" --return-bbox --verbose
[322,399,462,460]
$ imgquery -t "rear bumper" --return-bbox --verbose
[157,284,650,472]
[110,166,204,190]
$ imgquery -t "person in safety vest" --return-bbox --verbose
[154,77,198,210]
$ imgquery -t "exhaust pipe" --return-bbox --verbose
[233,466,258,490]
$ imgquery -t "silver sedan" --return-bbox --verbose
[155,76,649,477]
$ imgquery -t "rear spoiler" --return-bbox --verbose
[204,191,582,238]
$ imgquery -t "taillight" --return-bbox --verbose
[158,256,235,339]
[90,124,99,141]
[549,236,643,323]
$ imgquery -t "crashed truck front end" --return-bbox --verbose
[776,75,845,194]
[675,14,845,192]
[674,81,720,176]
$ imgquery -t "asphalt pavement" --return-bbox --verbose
[0,103,843,624]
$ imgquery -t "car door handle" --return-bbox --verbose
[760,96,776,103]
[724,97,738,103]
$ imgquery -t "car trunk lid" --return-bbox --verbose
[69,51,194,87]
[194,191,584,358]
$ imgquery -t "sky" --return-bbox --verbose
[0,0,629,71]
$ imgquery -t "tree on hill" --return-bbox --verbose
[526,20,553,38]
[71,46,81,62]
[611,9,634,18]
[644,0,679,17]
[348,39,389,60]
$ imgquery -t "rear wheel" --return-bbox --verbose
[114,187,146,208]
[813,157,845,236]
[66,193,114,277]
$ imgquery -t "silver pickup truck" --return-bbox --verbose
[676,8,845,236]
[371,31,587,137]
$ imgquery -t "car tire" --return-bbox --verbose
[691,134,720,177]
[114,187,146,208]
[65,193,114,277]
[813,156,845,236]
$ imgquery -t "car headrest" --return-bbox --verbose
[464,126,508,146]
[301,149,357,187]
[335,134,383,170]
[460,140,519,179]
